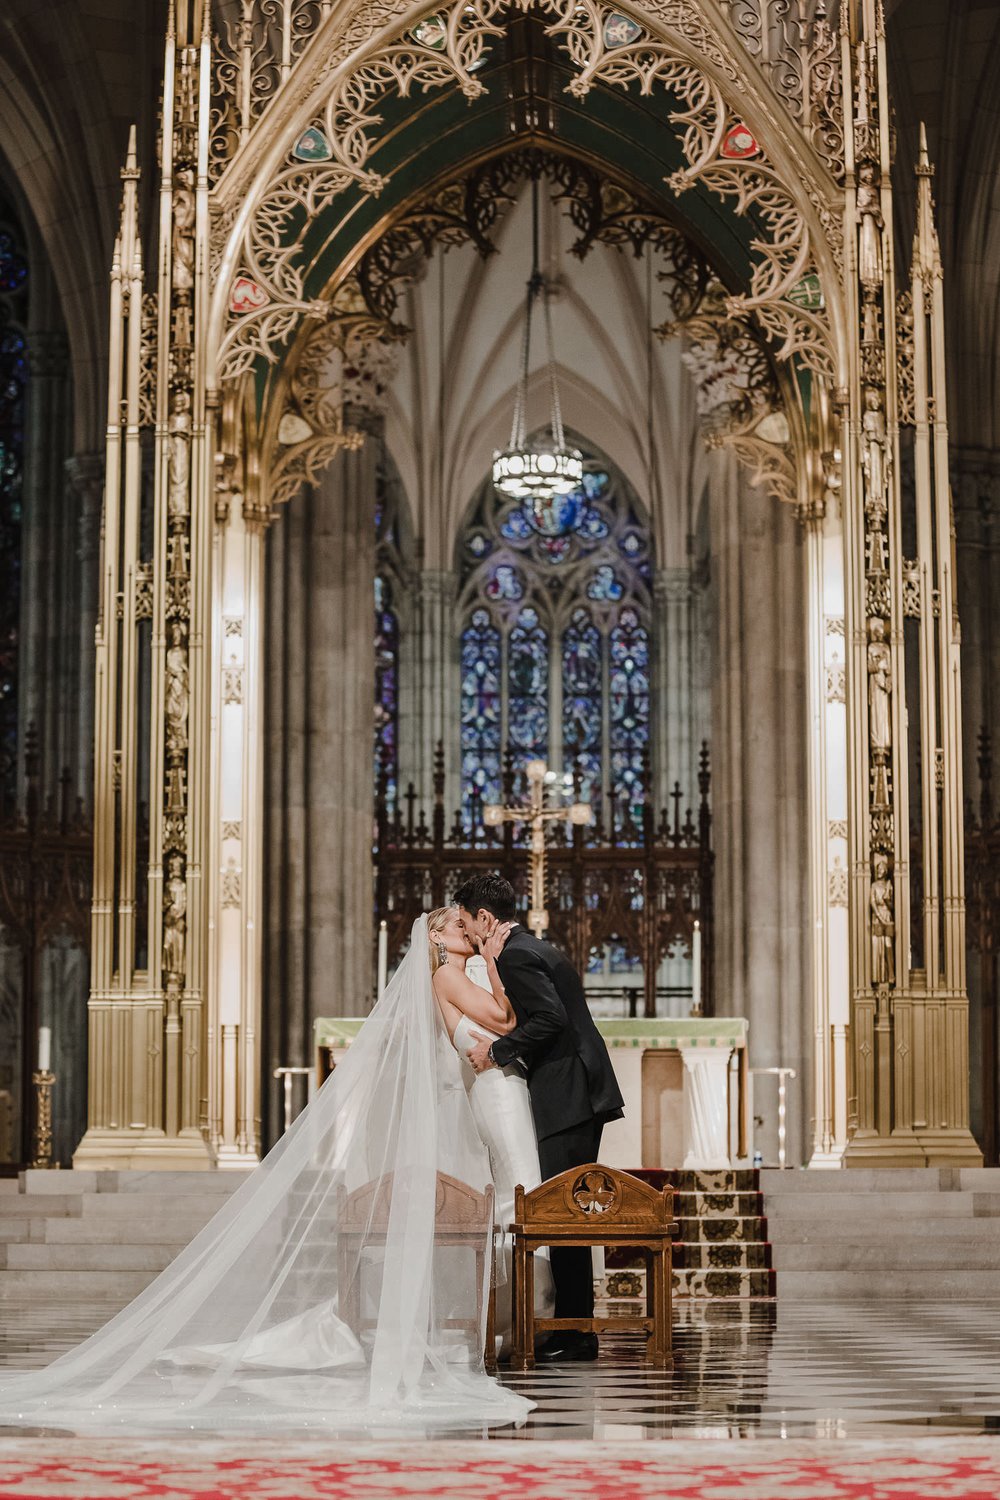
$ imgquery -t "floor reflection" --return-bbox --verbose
[4,1298,1000,1441]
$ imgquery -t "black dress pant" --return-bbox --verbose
[537,1117,603,1320]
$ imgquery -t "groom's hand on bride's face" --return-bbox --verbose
[467,1030,496,1073]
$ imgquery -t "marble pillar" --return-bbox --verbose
[709,449,810,1165]
[263,442,378,1146]
[653,567,695,806]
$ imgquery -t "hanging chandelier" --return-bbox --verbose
[492,178,582,505]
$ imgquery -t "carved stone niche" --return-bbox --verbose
[660,281,797,509]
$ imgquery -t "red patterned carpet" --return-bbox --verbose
[1,1439,999,1499]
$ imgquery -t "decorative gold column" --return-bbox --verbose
[841,2,980,1167]
[75,4,213,1168]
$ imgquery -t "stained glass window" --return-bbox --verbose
[562,607,602,801]
[374,574,398,812]
[461,608,502,821]
[609,607,650,832]
[458,441,652,836]
[0,219,28,801]
[508,605,548,770]
[374,455,406,819]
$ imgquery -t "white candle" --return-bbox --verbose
[377,921,388,998]
[692,921,702,1013]
[37,1026,51,1074]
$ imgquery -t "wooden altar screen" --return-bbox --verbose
[374,744,714,1019]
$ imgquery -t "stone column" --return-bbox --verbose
[263,442,378,1146]
[710,449,810,1164]
[804,493,851,1167]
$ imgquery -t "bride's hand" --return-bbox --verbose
[481,917,513,964]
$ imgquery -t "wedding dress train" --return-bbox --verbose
[0,918,532,1434]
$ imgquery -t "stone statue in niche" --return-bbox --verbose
[168,391,192,526]
[163,853,187,985]
[856,161,884,291]
[861,386,889,523]
[172,169,196,292]
[165,621,189,754]
[870,852,895,986]
[867,616,892,751]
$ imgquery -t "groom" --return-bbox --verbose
[455,873,624,1362]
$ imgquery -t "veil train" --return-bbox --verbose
[0,917,532,1434]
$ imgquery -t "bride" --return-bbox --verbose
[0,915,535,1434]
[427,905,554,1352]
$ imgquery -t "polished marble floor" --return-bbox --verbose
[4,1297,1000,1442]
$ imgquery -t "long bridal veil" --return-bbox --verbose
[0,917,532,1434]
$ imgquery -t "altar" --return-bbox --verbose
[313,1016,750,1172]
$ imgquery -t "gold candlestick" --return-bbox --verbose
[30,1070,57,1169]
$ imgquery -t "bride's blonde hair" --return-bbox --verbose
[426,907,454,975]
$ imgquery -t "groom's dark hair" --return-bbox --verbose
[453,873,517,923]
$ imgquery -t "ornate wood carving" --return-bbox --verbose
[375,743,714,1019]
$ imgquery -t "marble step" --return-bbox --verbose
[763,1190,1000,1217]
[776,1267,1000,1299]
[77,1193,234,1219]
[1,1242,180,1272]
[771,1215,1000,1241]
[0,1270,156,1298]
[762,1167,1000,1191]
[39,1216,214,1245]
[770,1239,1000,1270]
[0,1194,85,1217]
[18,1170,240,1195]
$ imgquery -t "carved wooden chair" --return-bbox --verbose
[510,1163,676,1370]
[337,1171,498,1372]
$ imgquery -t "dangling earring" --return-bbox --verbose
[436,942,449,967]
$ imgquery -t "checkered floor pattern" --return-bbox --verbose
[4,1297,1000,1441]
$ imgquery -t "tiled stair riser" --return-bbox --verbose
[598,1169,774,1305]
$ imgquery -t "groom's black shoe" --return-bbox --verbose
[535,1331,599,1363]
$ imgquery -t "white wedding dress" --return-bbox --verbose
[0,918,533,1435]
[451,1009,554,1350]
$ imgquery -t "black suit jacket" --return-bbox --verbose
[488,926,624,1142]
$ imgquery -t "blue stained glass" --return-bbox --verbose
[562,609,602,800]
[508,605,548,763]
[461,608,502,827]
[0,233,27,295]
[485,562,524,601]
[609,607,650,838]
[587,564,624,602]
[500,508,533,541]
[582,471,609,500]
[374,575,399,812]
[468,532,490,557]
[525,490,582,538]
[619,531,643,556]
[579,506,610,541]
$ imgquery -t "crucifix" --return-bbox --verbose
[484,758,593,937]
